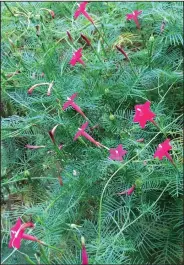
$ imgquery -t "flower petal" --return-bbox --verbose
[22,233,38,242]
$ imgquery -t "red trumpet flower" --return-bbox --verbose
[133,101,156,129]
[109,144,127,161]
[154,139,173,163]
[9,218,43,249]
[118,185,135,196]
[126,10,142,29]
[74,121,100,147]
[115,45,129,60]
[74,2,94,24]
[81,236,88,265]
[62,93,87,119]
[70,48,85,66]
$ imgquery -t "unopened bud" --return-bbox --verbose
[149,35,154,42]
[73,170,77,176]
[24,170,30,177]
[35,14,40,20]
[135,178,142,188]
[105,88,109,94]
[81,236,85,246]
[71,224,77,229]
[49,10,55,19]
[109,114,115,121]
[69,223,82,229]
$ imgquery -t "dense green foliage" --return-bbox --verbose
[1,1,183,264]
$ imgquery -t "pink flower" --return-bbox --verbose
[74,2,94,24]
[70,48,85,66]
[9,218,39,249]
[74,121,100,147]
[154,139,173,163]
[126,10,142,29]
[25,145,45,149]
[81,34,91,46]
[115,45,129,60]
[109,144,127,161]
[133,101,156,129]
[67,30,73,42]
[118,185,135,196]
[62,93,87,119]
[81,236,88,265]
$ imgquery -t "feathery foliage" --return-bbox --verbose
[1,1,183,264]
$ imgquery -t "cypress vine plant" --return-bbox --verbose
[1,1,183,264]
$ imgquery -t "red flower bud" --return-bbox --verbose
[67,31,73,42]
[50,10,55,19]
[81,34,91,46]
[115,45,129,60]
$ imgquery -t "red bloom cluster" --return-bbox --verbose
[19,4,177,263]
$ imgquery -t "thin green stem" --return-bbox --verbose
[148,41,154,68]
[1,249,17,264]
[151,120,168,139]
[43,244,63,253]
[93,24,109,57]
[90,44,104,64]
[16,250,36,264]
[129,58,138,77]
[2,177,58,186]
[158,80,178,106]
[4,2,15,17]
